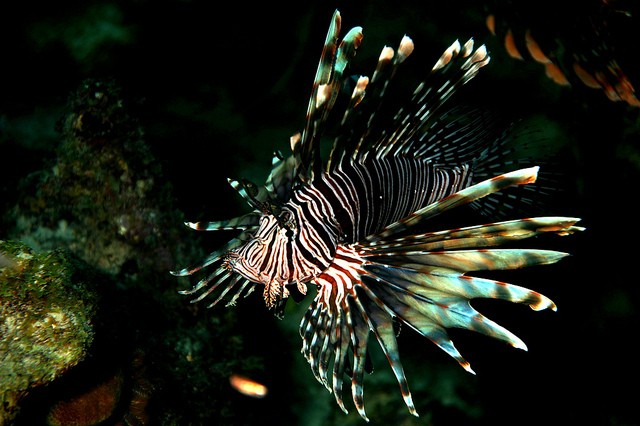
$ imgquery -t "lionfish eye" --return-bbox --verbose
[241,179,259,197]
[236,178,267,212]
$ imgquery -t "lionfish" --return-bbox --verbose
[172,10,583,420]
[485,0,640,107]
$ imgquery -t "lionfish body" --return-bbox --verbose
[173,10,583,420]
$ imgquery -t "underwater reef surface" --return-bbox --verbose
[2,74,276,425]
[0,1,639,425]
[7,78,184,276]
[0,241,96,424]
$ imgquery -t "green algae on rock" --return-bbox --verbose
[0,240,97,425]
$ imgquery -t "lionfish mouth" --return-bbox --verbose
[223,249,313,309]
[172,9,584,421]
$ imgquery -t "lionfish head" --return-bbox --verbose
[224,211,295,283]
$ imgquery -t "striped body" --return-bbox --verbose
[231,157,472,295]
[172,10,584,421]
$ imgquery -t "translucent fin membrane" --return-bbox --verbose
[293,10,364,182]
[299,169,582,420]
[368,167,540,241]
[363,217,583,253]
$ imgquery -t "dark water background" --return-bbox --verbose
[1,1,638,425]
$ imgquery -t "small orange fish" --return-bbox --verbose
[229,374,268,398]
